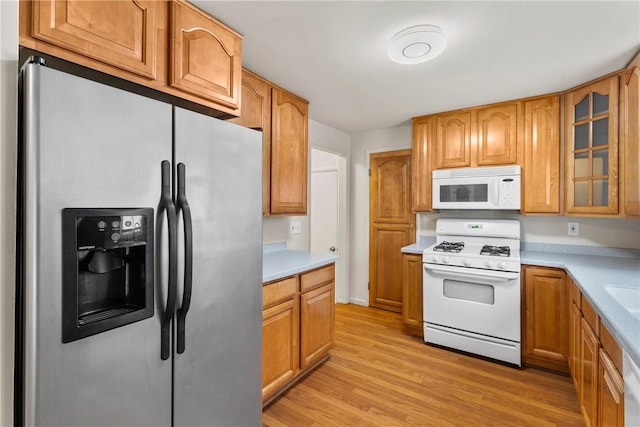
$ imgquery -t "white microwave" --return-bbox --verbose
[432,166,521,210]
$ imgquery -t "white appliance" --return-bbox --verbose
[432,165,521,210]
[423,219,521,366]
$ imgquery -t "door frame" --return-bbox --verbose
[365,146,413,307]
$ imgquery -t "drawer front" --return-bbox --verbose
[300,264,335,293]
[570,278,582,308]
[600,322,623,373]
[263,277,297,308]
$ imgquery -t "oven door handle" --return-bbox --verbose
[424,264,519,282]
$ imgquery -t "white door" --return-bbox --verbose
[310,149,340,302]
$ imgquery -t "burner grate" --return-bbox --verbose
[480,245,511,257]
[433,241,465,253]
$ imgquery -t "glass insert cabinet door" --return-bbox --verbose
[565,75,619,214]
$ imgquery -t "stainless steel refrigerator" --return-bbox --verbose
[15,60,263,426]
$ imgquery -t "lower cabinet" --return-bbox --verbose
[401,253,423,337]
[569,279,625,427]
[522,266,569,373]
[262,263,335,404]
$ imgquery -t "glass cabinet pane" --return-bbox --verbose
[574,152,589,178]
[592,179,608,206]
[575,96,590,121]
[574,181,589,206]
[593,118,609,146]
[592,150,608,176]
[593,93,609,116]
[575,123,589,150]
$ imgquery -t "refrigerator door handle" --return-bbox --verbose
[159,160,178,360]
[176,163,193,354]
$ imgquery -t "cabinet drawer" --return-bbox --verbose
[263,277,297,308]
[600,322,623,373]
[300,264,335,293]
[570,279,581,308]
[581,295,600,335]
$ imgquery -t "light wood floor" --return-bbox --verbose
[262,303,584,427]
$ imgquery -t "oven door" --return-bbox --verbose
[422,263,520,342]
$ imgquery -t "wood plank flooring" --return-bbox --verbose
[262,303,584,426]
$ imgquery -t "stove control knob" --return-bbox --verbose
[442,257,450,264]
[462,259,471,266]
[485,260,494,269]
[497,261,506,269]
[433,256,441,263]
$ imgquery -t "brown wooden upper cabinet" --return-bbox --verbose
[230,69,309,216]
[522,96,561,213]
[623,64,640,218]
[20,0,243,117]
[564,74,620,215]
[412,97,559,214]
[169,0,241,110]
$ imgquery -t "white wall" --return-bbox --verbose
[0,1,18,425]
[348,125,412,306]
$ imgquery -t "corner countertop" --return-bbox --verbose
[401,236,435,254]
[521,250,640,367]
[263,243,338,283]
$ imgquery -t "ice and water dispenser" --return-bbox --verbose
[62,208,154,343]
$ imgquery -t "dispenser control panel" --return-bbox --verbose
[77,215,147,250]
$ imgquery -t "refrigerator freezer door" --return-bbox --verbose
[21,64,173,426]
[173,107,263,426]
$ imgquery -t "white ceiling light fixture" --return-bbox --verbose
[388,24,447,65]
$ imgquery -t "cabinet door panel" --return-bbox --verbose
[262,298,299,401]
[565,76,619,215]
[624,67,640,217]
[580,319,599,427]
[170,0,241,109]
[598,349,624,427]
[434,112,472,169]
[476,104,518,166]
[523,267,568,373]
[412,117,433,212]
[32,0,158,78]
[402,253,423,337]
[270,88,309,214]
[523,97,560,213]
[300,283,335,370]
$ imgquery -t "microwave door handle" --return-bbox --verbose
[424,264,519,282]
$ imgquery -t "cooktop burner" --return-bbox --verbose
[433,241,465,253]
[480,245,511,257]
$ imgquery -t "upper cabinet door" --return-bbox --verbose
[32,0,158,79]
[434,111,472,169]
[523,97,560,213]
[565,75,619,215]
[623,67,640,217]
[476,103,519,166]
[411,116,433,212]
[270,88,309,215]
[170,0,242,110]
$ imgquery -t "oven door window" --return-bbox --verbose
[439,184,488,203]
[443,279,494,305]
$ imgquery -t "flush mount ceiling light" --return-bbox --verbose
[388,24,447,65]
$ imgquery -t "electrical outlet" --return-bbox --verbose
[568,222,579,236]
[290,221,301,234]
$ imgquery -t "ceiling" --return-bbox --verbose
[193,1,640,135]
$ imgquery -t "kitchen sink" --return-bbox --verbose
[604,285,640,321]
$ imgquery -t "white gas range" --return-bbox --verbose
[422,219,521,366]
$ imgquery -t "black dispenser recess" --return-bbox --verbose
[62,208,154,343]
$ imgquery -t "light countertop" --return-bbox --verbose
[400,239,640,367]
[263,243,338,283]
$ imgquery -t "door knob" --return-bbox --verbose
[329,246,336,252]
